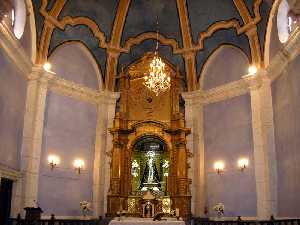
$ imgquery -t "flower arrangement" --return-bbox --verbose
[80,201,92,216]
[213,203,224,217]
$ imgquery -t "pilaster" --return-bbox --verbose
[182,92,206,217]
[244,73,277,219]
[20,66,49,211]
[93,91,119,216]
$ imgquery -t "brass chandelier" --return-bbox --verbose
[144,20,171,96]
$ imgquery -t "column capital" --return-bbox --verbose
[97,91,120,105]
[242,73,263,91]
[182,90,204,106]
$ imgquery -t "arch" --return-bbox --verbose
[25,0,37,62]
[264,0,283,67]
[49,41,104,90]
[123,32,181,54]
[199,45,250,90]
[131,135,170,153]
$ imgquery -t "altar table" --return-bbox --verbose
[109,218,186,225]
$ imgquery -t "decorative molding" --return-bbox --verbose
[183,76,261,106]
[0,23,33,75]
[105,0,131,90]
[268,26,300,81]
[37,0,67,63]
[0,165,22,181]
[176,0,197,90]
[123,32,181,53]
[264,0,281,67]
[233,0,262,64]
[29,71,120,105]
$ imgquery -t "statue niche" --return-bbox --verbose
[131,136,169,194]
[107,52,191,218]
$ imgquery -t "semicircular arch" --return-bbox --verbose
[199,44,249,90]
[49,41,104,90]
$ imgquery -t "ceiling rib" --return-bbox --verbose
[176,0,197,91]
[105,0,131,91]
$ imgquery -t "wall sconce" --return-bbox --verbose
[48,155,60,170]
[73,159,85,174]
[214,161,225,174]
[238,158,249,171]
[248,65,257,75]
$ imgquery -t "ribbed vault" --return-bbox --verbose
[32,0,274,91]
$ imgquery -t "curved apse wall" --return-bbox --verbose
[49,42,103,90]
[203,94,256,217]
[38,42,99,216]
[0,47,27,170]
[200,45,249,90]
[272,53,300,217]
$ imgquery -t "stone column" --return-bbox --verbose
[102,92,120,215]
[244,74,277,219]
[93,91,119,217]
[20,66,48,211]
[182,92,206,217]
[93,102,107,217]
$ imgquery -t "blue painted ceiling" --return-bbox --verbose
[32,0,273,85]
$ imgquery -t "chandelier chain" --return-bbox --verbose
[143,17,171,96]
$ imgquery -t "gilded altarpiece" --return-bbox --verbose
[107,53,191,218]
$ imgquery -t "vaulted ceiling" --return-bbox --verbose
[32,0,274,91]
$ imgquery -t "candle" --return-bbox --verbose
[176,208,179,217]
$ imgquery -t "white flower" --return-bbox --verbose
[213,203,224,216]
[80,201,92,214]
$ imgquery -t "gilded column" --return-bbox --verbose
[20,66,49,210]
[170,113,191,218]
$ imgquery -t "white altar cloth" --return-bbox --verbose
[109,218,185,225]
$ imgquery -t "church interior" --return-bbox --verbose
[1,0,300,224]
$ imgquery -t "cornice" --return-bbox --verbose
[202,79,252,105]
[0,165,22,180]
[183,75,263,105]
[268,25,300,81]
[0,23,33,75]
[30,71,120,105]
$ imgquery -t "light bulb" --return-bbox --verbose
[238,158,249,171]
[43,62,52,72]
[48,155,60,170]
[73,159,85,174]
[248,65,257,75]
[214,161,225,174]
